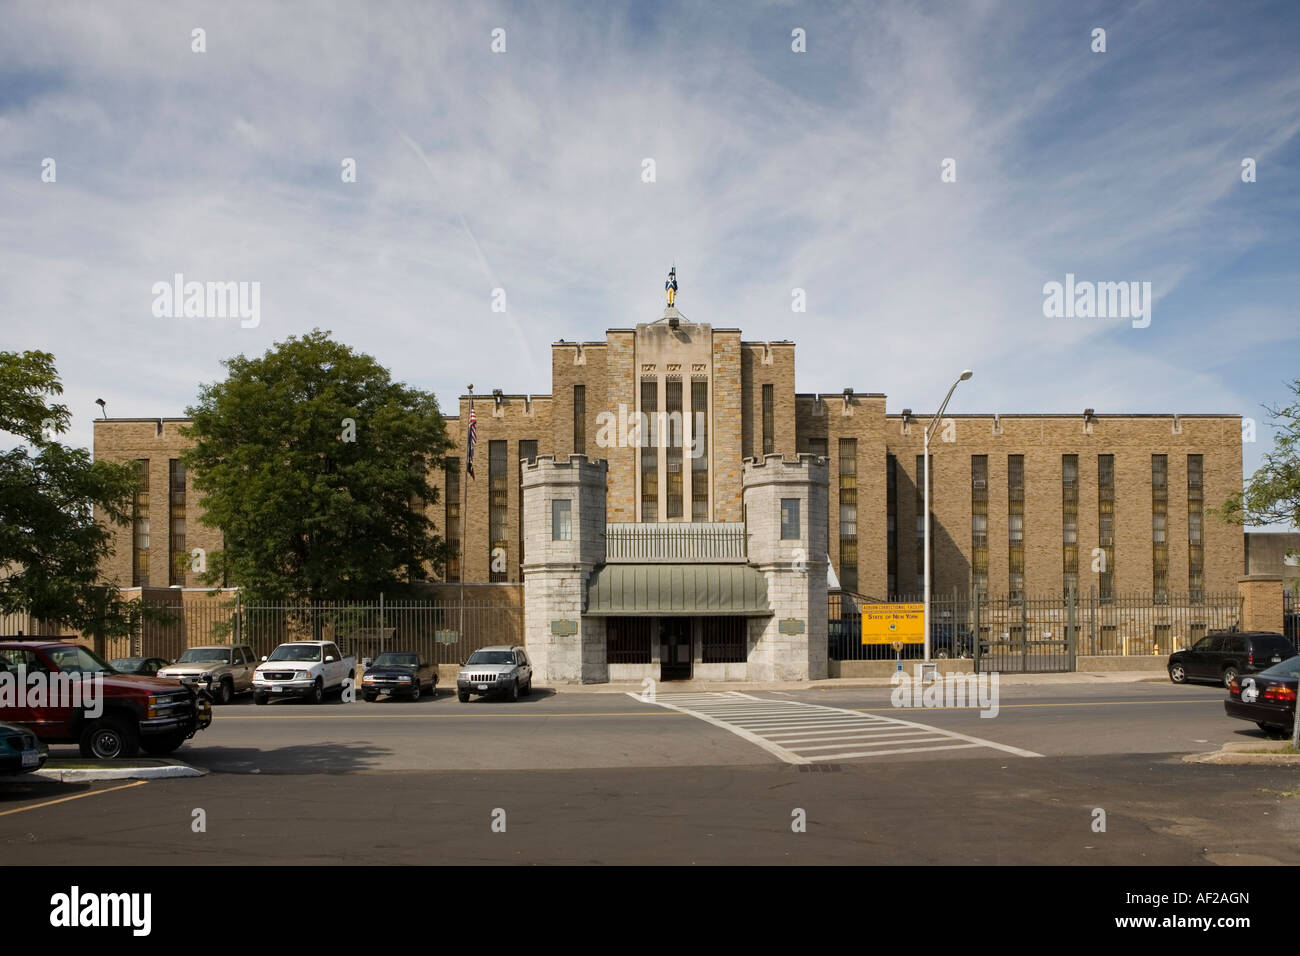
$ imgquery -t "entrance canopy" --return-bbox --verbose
[586,564,772,617]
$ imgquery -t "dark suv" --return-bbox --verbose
[1168,631,1296,688]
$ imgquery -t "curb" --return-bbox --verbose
[34,760,207,782]
[1183,742,1300,766]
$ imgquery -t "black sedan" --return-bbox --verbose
[110,656,170,676]
[0,721,46,776]
[361,652,437,702]
[1225,656,1299,736]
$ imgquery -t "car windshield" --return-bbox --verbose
[177,648,233,664]
[1256,657,1300,679]
[111,658,144,670]
[467,651,515,665]
[268,645,323,662]
[374,653,418,667]
[46,645,117,674]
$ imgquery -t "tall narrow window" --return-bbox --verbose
[572,385,586,455]
[972,455,989,597]
[132,459,150,587]
[915,454,931,594]
[489,440,508,582]
[839,439,857,592]
[640,379,658,521]
[169,460,186,587]
[518,440,537,569]
[1008,455,1025,601]
[665,378,683,519]
[551,499,572,540]
[1062,454,1078,597]
[691,379,709,521]
[1188,454,1204,602]
[1098,455,1115,602]
[762,384,774,456]
[886,455,898,595]
[445,458,461,582]
[1152,454,1168,602]
[781,498,800,539]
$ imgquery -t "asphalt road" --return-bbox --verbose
[2,680,1297,865]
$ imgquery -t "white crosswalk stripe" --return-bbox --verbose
[635,691,1041,764]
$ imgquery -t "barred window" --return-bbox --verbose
[691,379,709,521]
[1188,454,1204,601]
[702,617,746,664]
[972,455,988,596]
[666,378,683,519]
[1098,454,1115,602]
[606,617,652,664]
[1152,454,1168,601]
[640,379,658,521]
[169,459,186,587]
[762,384,774,456]
[839,439,857,591]
[489,440,508,582]
[132,459,150,587]
[445,458,461,582]
[1008,455,1024,600]
[572,385,586,455]
[1062,454,1078,597]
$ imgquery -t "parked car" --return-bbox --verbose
[361,652,437,702]
[457,646,532,702]
[109,657,170,677]
[0,720,46,776]
[0,638,213,758]
[932,625,988,659]
[1225,656,1299,735]
[1167,631,1296,687]
[156,645,257,704]
[252,641,356,705]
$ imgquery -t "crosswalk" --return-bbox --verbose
[637,691,1041,764]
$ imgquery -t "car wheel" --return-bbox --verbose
[78,718,140,759]
[254,693,268,706]
[509,679,519,702]
[305,680,323,705]
[458,690,470,703]
[217,678,234,705]
[1256,722,1286,737]
[521,677,531,697]
[363,691,378,702]
[410,681,421,701]
[1168,663,1186,684]
[1222,666,1239,689]
[140,731,188,756]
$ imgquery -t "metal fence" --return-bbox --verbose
[1286,590,1299,644]
[829,588,1242,673]
[104,597,523,667]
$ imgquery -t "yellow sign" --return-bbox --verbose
[861,603,925,644]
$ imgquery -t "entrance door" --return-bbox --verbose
[659,618,693,681]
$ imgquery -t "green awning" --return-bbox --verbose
[586,564,772,617]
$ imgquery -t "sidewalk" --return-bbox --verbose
[565,670,1168,694]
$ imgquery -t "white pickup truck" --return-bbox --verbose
[252,641,355,705]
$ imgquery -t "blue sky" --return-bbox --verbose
[1,0,1297,525]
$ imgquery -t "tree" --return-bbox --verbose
[1219,378,1300,579]
[182,329,452,604]
[0,350,144,645]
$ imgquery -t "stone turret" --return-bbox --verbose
[742,454,829,680]
[521,455,608,683]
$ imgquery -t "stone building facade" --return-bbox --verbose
[92,294,1248,681]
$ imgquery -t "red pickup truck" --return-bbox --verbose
[0,638,213,758]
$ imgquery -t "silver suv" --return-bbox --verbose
[157,645,256,705]
[457,646,532,702]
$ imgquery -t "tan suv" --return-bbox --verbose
[157,645,257,704]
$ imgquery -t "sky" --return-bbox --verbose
[1,0,1298,526]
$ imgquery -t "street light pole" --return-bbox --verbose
[923,370,973,670]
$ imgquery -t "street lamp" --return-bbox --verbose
[923,369,973,673]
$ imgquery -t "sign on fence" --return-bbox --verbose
[861,603,925,644]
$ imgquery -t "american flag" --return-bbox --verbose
[466,399,477,478]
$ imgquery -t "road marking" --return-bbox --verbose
[0,780,147,817]
[217,711,678,719]
[637,692,1041,763]
[849,697,1214,714]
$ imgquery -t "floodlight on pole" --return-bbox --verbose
[923,370,973,672]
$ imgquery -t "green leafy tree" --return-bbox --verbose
[1220,379,1300,580]
[182,330,452,604]
[0,350,144,647]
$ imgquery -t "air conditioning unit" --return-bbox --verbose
[972,479,987,490]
